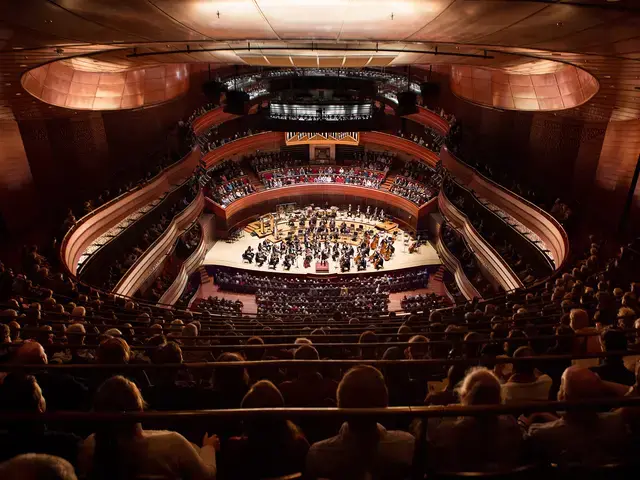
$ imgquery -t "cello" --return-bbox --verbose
[370,233,379,250]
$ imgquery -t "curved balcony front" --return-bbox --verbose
[438,190,523,292]
[114,189,205,297]
[158,214,215,306]
[191,107,240,137]
[432,217,482,302]
[441,146,569,271]
[405,106,452,136]
[359,131,440,168]
[202,132,286,169]
[61,147,201,277]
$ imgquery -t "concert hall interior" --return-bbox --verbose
[1,1,640,479]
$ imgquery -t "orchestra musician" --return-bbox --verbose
[340,255,351,272]
[268,254,279,269]
[242,246,254,263]
[256,251,267,267]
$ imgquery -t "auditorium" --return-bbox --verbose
[1,1,640,479]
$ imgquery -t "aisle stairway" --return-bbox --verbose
[381,172,397,191]
[239,156,265,192]
[198,266,211,284]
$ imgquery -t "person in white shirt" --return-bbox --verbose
[502,346,553,403]
[306,365,415,480]
[78,375,218,480]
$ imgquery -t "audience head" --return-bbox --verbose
[97,337,130,364]
[458,367,502,406]
[14,341,47,365]
[0,454,77,480]
[0,373,46,413]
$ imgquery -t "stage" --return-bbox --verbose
[204,211,441,275]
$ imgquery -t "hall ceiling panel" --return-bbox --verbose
[0,0,145,44]
[51,0,208,42]
[477,5,626,47]
[150,0,278,40]
[528,17,640,53]
[337,0,453,41]
[408,1,548,43]
[254,0,348,39]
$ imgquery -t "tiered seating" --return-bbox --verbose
[79,178,200,290]
[0,232,640,478]
[3,101,640,480]
[205,159,255,206]
[260,166,385,189]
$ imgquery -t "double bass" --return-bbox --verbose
[370,233,380,250]
[409,241,418,254]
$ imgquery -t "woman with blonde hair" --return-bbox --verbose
[427,367,525,472]
[78,376,217,480]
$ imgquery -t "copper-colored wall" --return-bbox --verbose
[15,71,209,227]
[0,117,39,236]
[426,69,608,219]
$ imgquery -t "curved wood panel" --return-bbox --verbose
[441,146,569,271]
[405,106,451,136]
[207,185,438,234]
[432,218,482,302]
[202,132,286,169]
[191,107,239,136]
[61,147,201,276]
[450,65,599,112]
[114,190,205,297]
[22,63,190,111]
[359,132,439,167]
[438,191,523,291]
[158,214,215,306]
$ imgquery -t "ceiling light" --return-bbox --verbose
[19,64,27,67]
[5,83,10,86]
[15,93,21,96]
[556,22,563,27]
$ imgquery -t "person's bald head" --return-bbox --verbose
[0,454,77,480]
[559,366,605,401]
[14,341,47,365]
[337,365,388,409]
[458,367,502,406]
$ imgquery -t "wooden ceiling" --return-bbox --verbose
[1,0,639,121]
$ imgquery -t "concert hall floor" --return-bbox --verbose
[203,234,442,275]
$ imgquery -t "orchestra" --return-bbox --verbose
[237,205,400,273]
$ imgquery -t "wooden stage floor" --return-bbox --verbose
[203,234,441,276]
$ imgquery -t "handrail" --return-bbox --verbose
[114,188,205,297]
[4,351,640,370]
[441,146,569,272]
[60,146,201,277]
[3,395,640,423]
[439,188,523,291]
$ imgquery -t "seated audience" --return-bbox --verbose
[306,365,415,479]
[78,376,218,480]
[526,367,631,465]
[427,367,525,472]
[219,380,309,479]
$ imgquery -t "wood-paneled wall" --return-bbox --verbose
[0,117,38,236]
